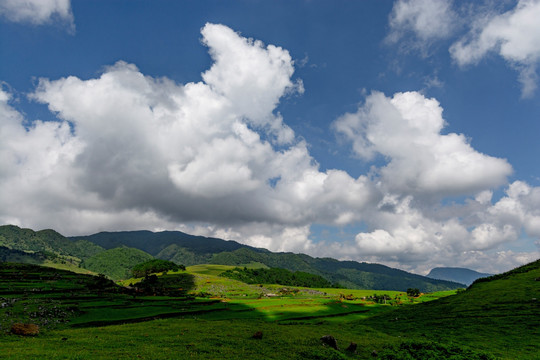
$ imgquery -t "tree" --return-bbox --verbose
[131,259,184,278]
[407,288,420,297]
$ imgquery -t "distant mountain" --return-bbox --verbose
[72,229,464,291]
[427,267,492,286]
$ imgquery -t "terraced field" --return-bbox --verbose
[1,263,445,331]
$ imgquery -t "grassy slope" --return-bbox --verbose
[41,260,95,275]
[363,259,540,359]
[187,264,237,276]
[0,318,398,360]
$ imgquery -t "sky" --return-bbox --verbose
[1,0,539,275]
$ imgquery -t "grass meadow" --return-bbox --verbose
[1,261,538,359]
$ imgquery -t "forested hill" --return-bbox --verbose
[1,225,464,291]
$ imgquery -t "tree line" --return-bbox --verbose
[220,267,342,288]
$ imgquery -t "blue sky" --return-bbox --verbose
[1,0,539,274]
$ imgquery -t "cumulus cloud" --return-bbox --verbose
[332,90,539,273]
[322,186,540,274]
[0,0,74,29]
[386,0,457,52]
[334,91,512,197]
[450,0,540,97]
[1,23,372,243]
[0,23,537,274]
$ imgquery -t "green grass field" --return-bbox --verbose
[1,261,538,359]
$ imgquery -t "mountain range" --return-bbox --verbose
[0,224,465,291]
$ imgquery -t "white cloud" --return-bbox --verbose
[193,223,315,254]
[201,23,301,143]
[325,189,540,274]
[0,0,73,28]
[2,24,371,238]
[387,0,457,51]
[332,90,538,273]
[334,91,512,197]
[450,0,540,97]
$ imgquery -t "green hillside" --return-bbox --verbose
[363,258,540,359]
[0,225,76,257]
[82,247,154,280]
[0,225,104,262]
